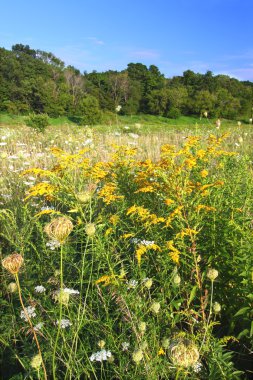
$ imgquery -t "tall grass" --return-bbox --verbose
[0,122,252,379]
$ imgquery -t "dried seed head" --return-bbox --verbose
[7,282,18,293]
[85,223,96,237]
[44,217,73,243]
[207,268,219,281]
[170,339,199,367]
[2,253,24,275]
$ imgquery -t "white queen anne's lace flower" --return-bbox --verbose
[46,239,61,250]
[63,287,80,295]
[57,319,72,329]
[122,342,130,351]
[34,285,46,293]
[89,349,112,362]
[34,322,44,332]
[20,306,36,321]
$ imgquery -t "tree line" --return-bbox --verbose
[0,44,252,123]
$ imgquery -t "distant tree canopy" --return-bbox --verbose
[0,44,252,120]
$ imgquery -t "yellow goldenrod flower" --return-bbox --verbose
[158,347,165,356]
[200,169,208,178]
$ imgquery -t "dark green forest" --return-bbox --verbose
[0,44,252,123]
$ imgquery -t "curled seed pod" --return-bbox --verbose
[2,253,24,275]
[169,339,199,367]
[44,217,73,243]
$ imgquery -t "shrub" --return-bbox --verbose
[25,113,49,132]
[167,107,181,119]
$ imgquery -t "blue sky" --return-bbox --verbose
[1,0,253,80]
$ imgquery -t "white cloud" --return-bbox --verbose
[87,37,105,45]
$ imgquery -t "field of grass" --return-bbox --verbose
[0,117,253,379]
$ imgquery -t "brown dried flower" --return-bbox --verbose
[169,338,199,367]
[44,217,73,243]
[2,253,24,275]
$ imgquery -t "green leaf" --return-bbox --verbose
[250,321,253,338]
[188,285,198,307]
[234,307,250,317]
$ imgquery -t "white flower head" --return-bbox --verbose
[34,322,44,332]
[20,306,36,321]
[115,105,122,112]
[127,279,138,289]
[57,319,72,329]
[122,342,130,351]
[63,287,80,295]
[90,349,112,362]
[46,239,61,250]
[34,285,46,293]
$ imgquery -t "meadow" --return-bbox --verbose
[0,115,253,379]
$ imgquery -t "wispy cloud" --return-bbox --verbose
[87,37,105,46]
[128,49,160,60]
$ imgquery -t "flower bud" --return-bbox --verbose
[30,354,42,369]
[85,223,96,237]
[98,340,106,349]
[76,191,92,203]
[213,302,221,313]
[150,302,160,314]
[173,274,181,286]
[7,282,18,293]
[162,338,170,349]
[207,268,218,281]
[138,321,146,333]
[132,349,143,364]
[2,253,24,275]
[144,278,153,289]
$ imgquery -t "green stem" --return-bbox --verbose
[200,280,214,352]
[52,245,64,380]
[15,274,47,380]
